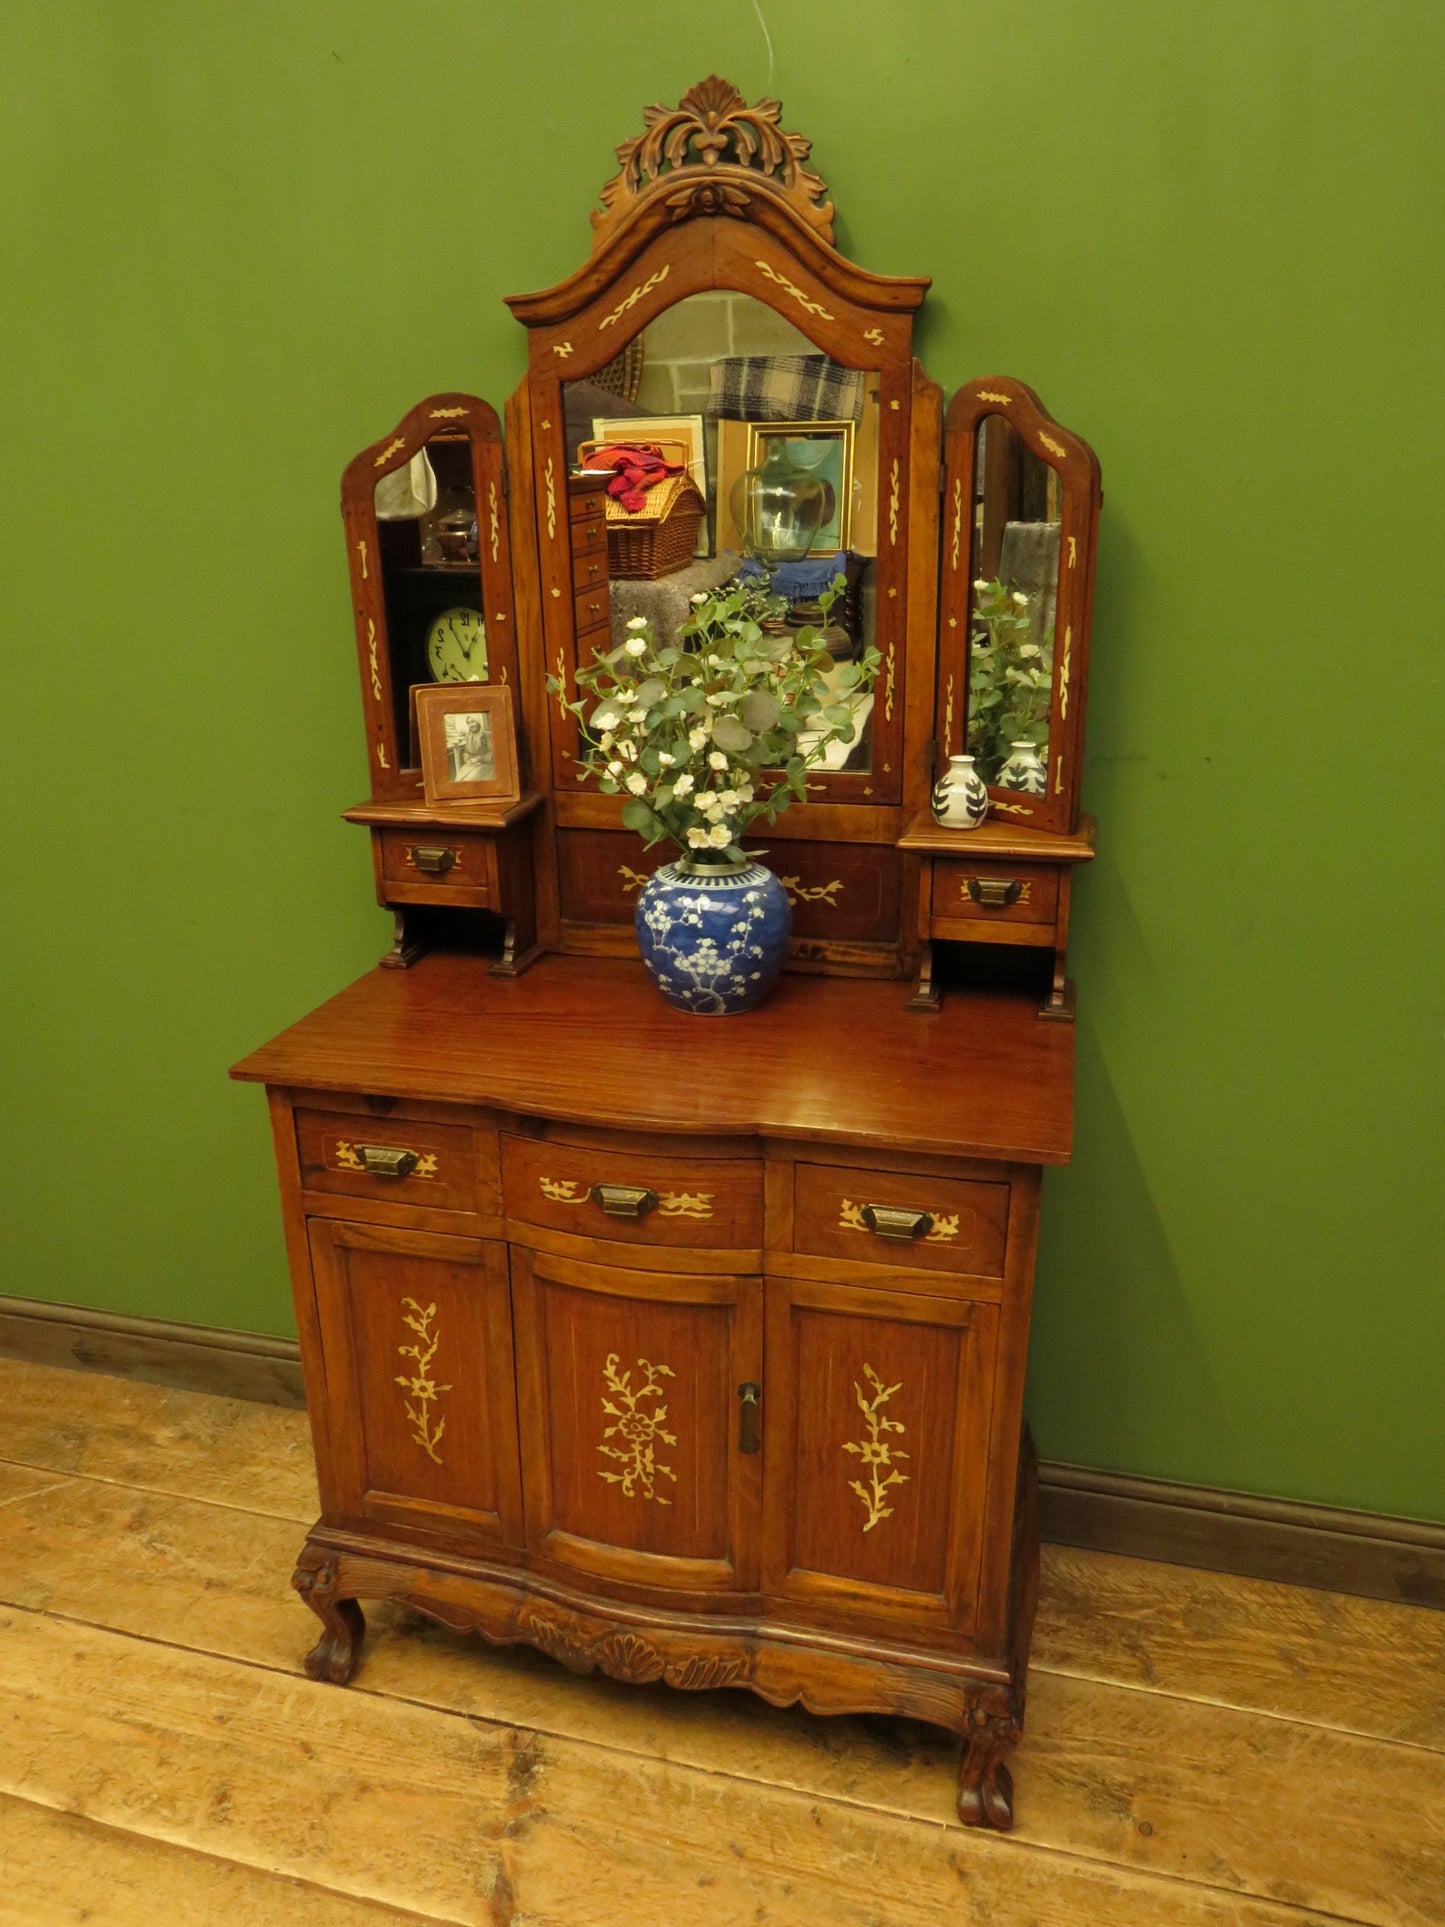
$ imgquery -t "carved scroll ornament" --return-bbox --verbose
[592,75,835,247]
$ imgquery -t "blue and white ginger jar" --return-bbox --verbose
[635,859,791,1015]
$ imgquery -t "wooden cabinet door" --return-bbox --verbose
[762,1277,997,1635]
[512,1249,763,1597]
[309,1219,524,1552]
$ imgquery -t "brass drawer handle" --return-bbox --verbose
[355,1144,420,1180]
[408,845,458,876]
[862,1203,933,1241]
[590,1182,658,1220]
[967,876,1021,908]
[737,1382,761,1454]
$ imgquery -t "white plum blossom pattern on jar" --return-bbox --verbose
[635,860,790,1016]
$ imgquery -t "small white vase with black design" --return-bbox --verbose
[931,754,990,830]
[996,739,1048,797]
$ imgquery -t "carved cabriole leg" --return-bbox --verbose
[957,1682,1023,1831]
[292,1548,365,1684]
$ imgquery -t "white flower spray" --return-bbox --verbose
[547,575,880,864]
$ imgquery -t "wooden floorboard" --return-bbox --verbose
[0,1358,1440,1925]
[0,1353,318,1519]
[0,1794,450,1925]
[1037,1541,1445,1748]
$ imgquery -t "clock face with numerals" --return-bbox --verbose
[425,606,488,683]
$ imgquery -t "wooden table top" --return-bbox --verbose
[231,953,1075,1165]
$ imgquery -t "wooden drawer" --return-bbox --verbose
[793,1161,1009,1279]
[569,483,606,525]
[573,618,612,681]
[572,548,607,593]
[570,514,608,560]
[932,859,1058,926]
[379,830,493,906]
[296,1110,480,1214]
[574,582,611,636]
[503,1133,762,1250]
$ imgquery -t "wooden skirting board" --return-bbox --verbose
[2,1291,1440,1612]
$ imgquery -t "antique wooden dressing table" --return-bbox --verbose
[232,78,1101,1831]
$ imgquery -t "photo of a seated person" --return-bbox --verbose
[444,712,494,783]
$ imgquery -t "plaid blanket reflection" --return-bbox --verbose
[708,354,866,423]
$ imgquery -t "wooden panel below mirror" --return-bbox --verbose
[555,827,901,954]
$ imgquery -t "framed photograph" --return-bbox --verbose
[744,420,855,555]
[591,412,709,554]
[415,682,521,808]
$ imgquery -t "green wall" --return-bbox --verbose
[3,4,1441,1520]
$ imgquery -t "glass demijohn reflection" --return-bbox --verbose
[729,439,827,567]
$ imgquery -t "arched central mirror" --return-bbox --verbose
[560,292,883,775]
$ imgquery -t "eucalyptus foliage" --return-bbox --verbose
[966,576,1054,775]
[549,576,880,864]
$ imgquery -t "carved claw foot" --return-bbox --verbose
[956,1686,1022,1831]
[292,1554,365,1685]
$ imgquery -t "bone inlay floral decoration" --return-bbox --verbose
[598,1354,678,1503]
[395,1298,451,1465]
[843,1364,910,1531]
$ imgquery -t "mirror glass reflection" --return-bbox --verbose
[563,292,881,773]
[966,415,1061,791]
[374,433,489,710]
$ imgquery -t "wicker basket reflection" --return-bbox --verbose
[578,439,706,582]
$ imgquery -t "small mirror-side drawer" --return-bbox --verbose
[503,1134,762,1249]
[296,1110,479,1213]
[932,859,1058,925]
[793,1162,1009,1278]
[379,831,493,903]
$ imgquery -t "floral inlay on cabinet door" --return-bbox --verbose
[597,1353,678,1503]
[395,1297,452,1465]
[843,1364,911,1531]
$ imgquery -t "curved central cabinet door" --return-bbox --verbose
[511,1248,763,1602]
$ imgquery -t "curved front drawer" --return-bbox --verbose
[502,1134,761,1250]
